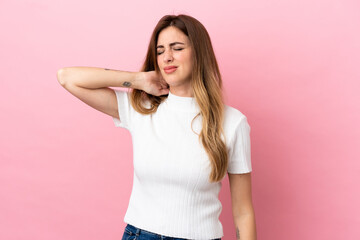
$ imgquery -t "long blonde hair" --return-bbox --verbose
[129,14,228,183]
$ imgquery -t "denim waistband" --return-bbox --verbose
[124,223,221,240]
[125,223,162,237]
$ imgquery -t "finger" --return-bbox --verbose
[161,84,169,90]
[159,75,167,83]
[160,88,170,95]
[160,82,169,89]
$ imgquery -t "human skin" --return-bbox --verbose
[156,26,194,97]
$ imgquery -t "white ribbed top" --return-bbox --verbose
[112,89,252,240]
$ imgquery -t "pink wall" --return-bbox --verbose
[1,0,359,239]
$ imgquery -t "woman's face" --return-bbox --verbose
[156,26,194,90]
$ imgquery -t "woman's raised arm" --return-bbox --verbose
[56,67,169,120]
[56,67,143,120]
[57,67,143,89]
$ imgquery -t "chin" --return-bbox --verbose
[165,77,183,85]
[164,76,178,82]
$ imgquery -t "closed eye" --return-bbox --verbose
[157,48,184,55]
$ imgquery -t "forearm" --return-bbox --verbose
[234,213,257,240]
[57,66,143,90]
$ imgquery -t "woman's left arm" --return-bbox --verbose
[228,172,257,240]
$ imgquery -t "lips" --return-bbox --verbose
[164,66,177,70]
[164,66,178,74]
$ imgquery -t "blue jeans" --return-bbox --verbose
[122,223,222,240]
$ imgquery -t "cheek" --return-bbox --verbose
[185,51,193,66]
[177,53,192,66]
[156,56,161,67]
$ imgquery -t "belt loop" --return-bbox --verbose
[135,227,141,236]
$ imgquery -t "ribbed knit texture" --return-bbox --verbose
[112,89,252,240]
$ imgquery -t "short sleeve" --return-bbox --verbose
[227,116,252,174]
[112,88,133,130]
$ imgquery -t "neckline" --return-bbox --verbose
[165,90,200,113]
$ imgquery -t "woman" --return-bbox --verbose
[57,14,257,240]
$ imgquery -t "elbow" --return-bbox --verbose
[57,68,68,86]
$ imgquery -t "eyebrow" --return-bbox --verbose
[156,42,185,49]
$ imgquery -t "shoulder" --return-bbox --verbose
[223,104,250,141]
[223,104,248,127]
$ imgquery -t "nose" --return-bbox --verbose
[163,50,173,63]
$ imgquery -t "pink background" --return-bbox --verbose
[1,0,359,239]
